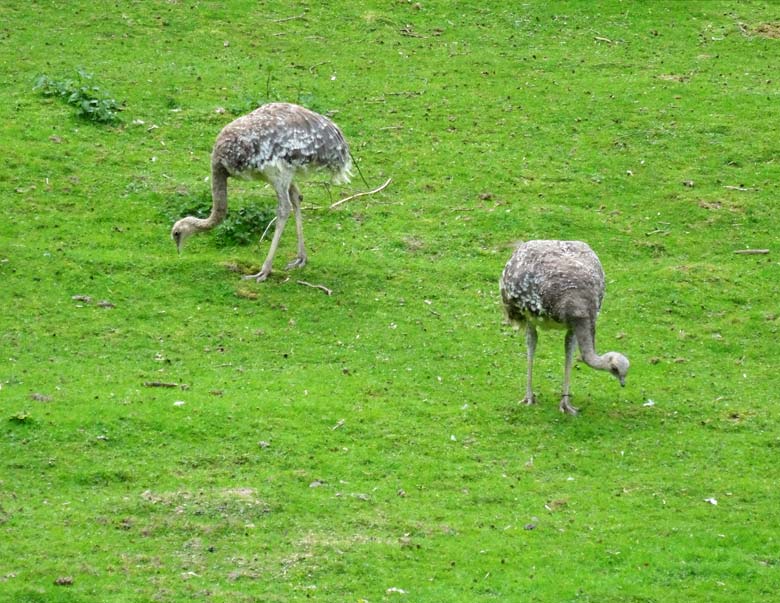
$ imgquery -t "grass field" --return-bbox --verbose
[1,1,779,601]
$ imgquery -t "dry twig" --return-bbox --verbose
[259,216,278,243]
[309,61,330,74]
[724,185,756,191]
[297,280,333,295]
[330,177,392,209]
[733,249,769,255]
[271,13,306,23]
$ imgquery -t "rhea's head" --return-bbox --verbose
[603,352,630,386]
[171,217,202,254]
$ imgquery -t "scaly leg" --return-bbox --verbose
[522,323,537,405]
[559,329,579,415]
[244,179,292,282]
[286,183,308,270]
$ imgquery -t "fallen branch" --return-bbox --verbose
[143,381,185,389]
[271,13,306,23]
[259,216,278,243]
[309,61,330,74]
[594,35,613,43]
[724,185,756,191]
[297,280,333,295]
[330,177,392,209]
[733,249,769,255]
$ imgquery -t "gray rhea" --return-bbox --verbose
[500,240,629,415]
[171,102,352,281]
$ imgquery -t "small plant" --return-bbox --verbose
[9,411,33,425]
[166,192,276,247]
[33,69,122,124]
[216,204,277,246]
[227,90,322,117]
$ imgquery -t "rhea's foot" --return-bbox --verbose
[559,394,579,416]
[520,393,536,406]
[243,268,271,282]
[286,254,307,270]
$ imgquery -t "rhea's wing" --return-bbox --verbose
[261,104,350,173]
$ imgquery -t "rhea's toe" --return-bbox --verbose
[559,396,579,416]
[243,270,270,282]
[286,256,307,270]
[521,394,536,406]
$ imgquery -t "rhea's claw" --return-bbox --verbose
[243,270,270,282]
[559,395,579,416]
[286,256,307,270]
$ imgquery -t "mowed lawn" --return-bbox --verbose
[1,1,779,602]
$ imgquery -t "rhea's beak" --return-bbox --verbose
[173,233,182,255]
[619,376,626,387]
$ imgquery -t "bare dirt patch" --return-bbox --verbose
[753,23,780,38]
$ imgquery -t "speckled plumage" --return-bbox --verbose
[212,102,352,184]
[500,240,629,415]
[171,103,352,282]
[500,240,605,327]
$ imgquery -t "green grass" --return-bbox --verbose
[1,1,779,601]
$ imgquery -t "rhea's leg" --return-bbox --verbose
[244,182,292,282]
[286,183,308,270]
[521,324,537,405]
[559,329,579,415]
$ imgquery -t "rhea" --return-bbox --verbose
[171,102,352,281]
[500,240,629,415]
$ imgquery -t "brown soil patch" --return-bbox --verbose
[753,23,780,39]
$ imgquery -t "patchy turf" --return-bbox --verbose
[1,1,779,602]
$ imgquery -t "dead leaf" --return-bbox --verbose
[658,74,688,82]
[544,499,568,512]
[698,200,722,210]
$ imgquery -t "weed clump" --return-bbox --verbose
[166,192,276,247]
[34,69,122,124]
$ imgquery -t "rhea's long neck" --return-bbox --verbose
[574,321,611,371]
[200,163,229,230]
